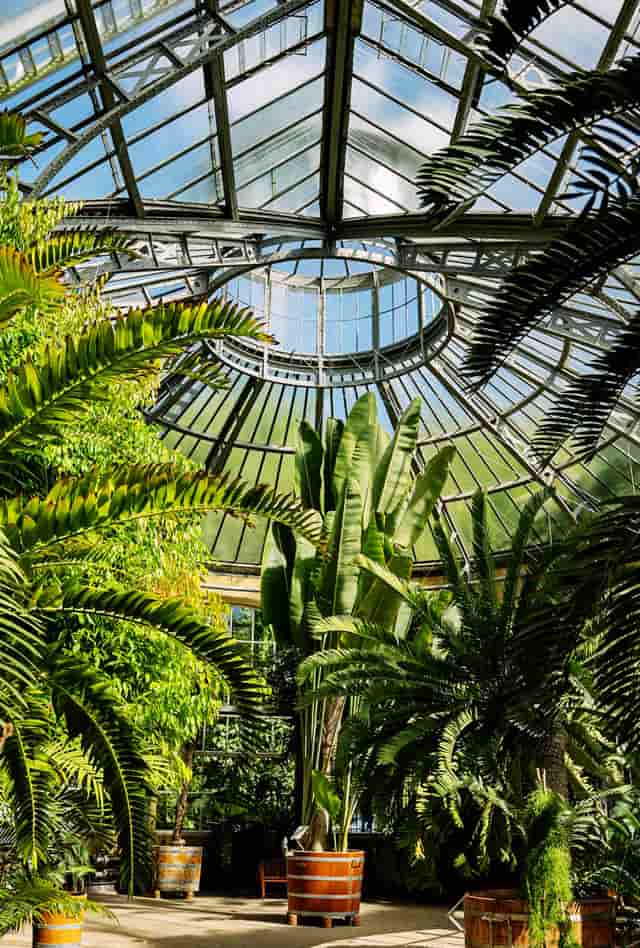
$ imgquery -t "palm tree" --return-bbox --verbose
[301,489,620,882]
[415,3,640,461]
[0,110,324,892]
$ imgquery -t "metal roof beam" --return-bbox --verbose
[75,0,144,218]
[202,0,239,219]
[533,0,640,225]
[320,0,363,227]
[450,0,497,142]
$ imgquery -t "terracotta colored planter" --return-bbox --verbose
[464,890,615,948]
[33,894,85,947]
[153,844,203,900]
[287,850,364,928]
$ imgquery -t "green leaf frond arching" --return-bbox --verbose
[47,584,268,717]
[48,653,152,896]
[478,2,573,69]
[0,297,269,460]
[462,186,640,387]
[27,228,138,274]
[0,246,66,325]
[0,464,324,558]
[0,110,43,159]
[1,693,57,869]
[0,529,41,713]
[531,310,640,462]
[415,53,640,219]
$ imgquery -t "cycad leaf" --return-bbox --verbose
[0,247,65,325]
[0,465,324,559]
[0,297,271,461]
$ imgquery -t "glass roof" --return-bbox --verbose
[3,0,640,570]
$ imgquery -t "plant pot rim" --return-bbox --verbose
[287,849,365,856]
[465,889,616,904]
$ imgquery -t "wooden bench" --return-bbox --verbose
[258,857,287,898]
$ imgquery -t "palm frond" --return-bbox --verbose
[463,186,640,385]
[27,228,137,273]
[0,110,43,159]
[0,246,65,325]
[1,692,56,869]
[0,464,324,557]
[415,54,640,219]
[0,297,266,461]
[479,2,572,68]
[532,311,640,461]
[48,584,267,716]
[0,529,41,714]
[49,653,152,895]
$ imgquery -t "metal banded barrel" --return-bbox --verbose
[287,850,365,927]
[464,890,615,948]
[33,910,84,947]
[153,845,203,898]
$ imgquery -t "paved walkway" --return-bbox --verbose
[3,895,464,948]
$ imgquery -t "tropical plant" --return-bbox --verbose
[0,109,324,896]
[301,488,626,881]
[261,391,454,848]
[415,4,640,461]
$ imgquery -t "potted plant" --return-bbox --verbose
[287,771,365,929]
[261,394,454,927]
[0,868,113,947]
[464,786,616,948]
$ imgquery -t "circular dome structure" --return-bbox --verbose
[5,0,640,576]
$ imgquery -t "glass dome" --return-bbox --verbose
[4,0,640,573]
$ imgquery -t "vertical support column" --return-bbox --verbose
[264,267,272,380]
[372,269,380,380]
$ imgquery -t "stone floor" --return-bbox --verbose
[3,894,464,948]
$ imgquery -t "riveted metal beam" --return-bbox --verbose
[320,0,364,226]
[450,0,497,142]
[75,0,145,217]
[203,0,239,219]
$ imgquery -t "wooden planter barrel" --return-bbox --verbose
[33,896,85,947]
[153,844,203,900]
[464,890,615,948]
[287,850,365,928]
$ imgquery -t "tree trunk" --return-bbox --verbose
[172,741,196,844]
[540,725,568,798]
[320,696,345,775]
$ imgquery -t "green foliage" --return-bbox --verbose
[311,770,341,823]
[0,873,112,936]
[479,2,572,68]
[523,788,577,948]
[262,393,455,841]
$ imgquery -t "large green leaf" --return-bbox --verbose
[0,110,44,157]
[320,478,362,619]
[356,552,413,630]
[0,530,41,713]
[323,418,344,514]
[295,421,323,512]
[0,464,324,559]
[372,398,421,523]
[393,445,455,549]
[333,394,381,519]
[289,537,318,652]
[260,526,293,644]
[0,298,271,461]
